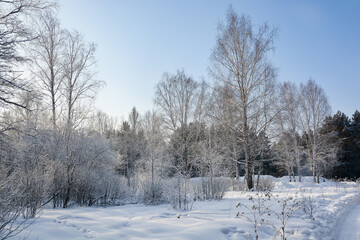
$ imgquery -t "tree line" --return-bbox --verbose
[0,2,359,239]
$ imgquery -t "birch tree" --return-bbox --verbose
[61,29,103,128]
[60,29,103,207]
[154,70,203,209]
[275,82,303,181]
[210,7,277,189]
[137,110,169,204]
[154,70,199,175]
[141,110,166,184]
[299,79,332,183]
[31,10,64,126]
[208,84,244,184]
[154,70,198,132]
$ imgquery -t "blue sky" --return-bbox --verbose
[57,0,360,120]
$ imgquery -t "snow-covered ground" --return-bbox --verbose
[335,194,360,240]
[9,177,360,240]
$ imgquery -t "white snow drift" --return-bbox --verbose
[9,176,360,240]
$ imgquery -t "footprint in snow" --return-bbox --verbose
[54,215,96,239]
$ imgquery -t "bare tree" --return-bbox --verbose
[193,80,209,123]
[299,79,333,183]
[60,29,103,207]
[154,70,203,209]
[0,1,55,239]
[195,124,229,199]
[210,7,277,189]
[91,110,119,137]
[140,110,166,184]
[274,82,303,182]
[208,85,243,185]
[154,70,199,132]
[61,29,103,128]
[154,70,200,174]
[0,0,55,109]
[30,10,64,126]
[136,110,170,204]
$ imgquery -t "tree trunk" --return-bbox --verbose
[127,158,130,187]
[178,176,181,209]
[183,177,187,210]
[210,155,214,198]
[312,161,316,183]
[63,186,70,208]
[151,153,154,186]
[51,66,57,126]
[297,152,302,182]
[256,165,261,189]
[243,108,253,190]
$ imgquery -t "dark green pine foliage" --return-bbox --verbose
[320,111,350,178]
[320,110,360,179]
[253,131,278,177]
[348,110,360,178]
[169,122,207,178]
[116,121,145,185]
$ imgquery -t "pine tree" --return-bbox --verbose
[349,110,360,178]
[320,111,350,179]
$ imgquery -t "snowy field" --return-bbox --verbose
[10,177,360,240]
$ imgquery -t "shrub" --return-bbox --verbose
[269,192,301,240]
[192,177,231,200]
[99,175,132,206]
[300,189,318,221]
[256,177,274,191]
[232,179,247,191]
[163,176,195,210]
[236,192,272,240]
[138,177,166,205]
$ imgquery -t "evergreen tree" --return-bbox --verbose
[116,120,145,187]
[320,111,350,178]
[349,110,360,178]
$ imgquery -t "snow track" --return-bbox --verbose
[54,215,96,239]
[336,197,360,240]
[8,177,360,240]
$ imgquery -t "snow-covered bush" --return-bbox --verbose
[164,177,182,209]
[99,175,131,206]
[0,165,26,239]
[73,164,132,207]
[137,176,166,205]
[19,165,47,219]
[0,135,36,239]
[191,177,231,200]
[256,177,274,191]
[232,179,247,191]
[164,176,195,210]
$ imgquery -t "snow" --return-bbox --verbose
[335,196,360,240]
[9,177,360,240]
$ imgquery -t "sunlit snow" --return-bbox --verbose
[10,176,360,240]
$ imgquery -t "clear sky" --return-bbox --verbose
[57,0,360,120]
